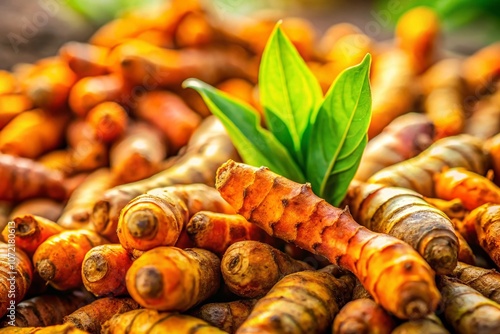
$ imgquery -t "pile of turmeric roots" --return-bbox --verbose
[1,0,500,333]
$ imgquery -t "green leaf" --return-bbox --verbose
[184,78,306,183]
[306,54,372,206]
[259,23,323,167]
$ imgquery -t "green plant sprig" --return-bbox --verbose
[184,22,372,207]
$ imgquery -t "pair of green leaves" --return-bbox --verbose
[184,23,372,207]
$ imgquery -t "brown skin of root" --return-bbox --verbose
[126,210,158,238]
[392,318,450,334]
[83,253,108,283]
[452,262,500,304]
[135,266,164,299]
[474,204,500,267]
[36,259,56,282]
[333,298,395,334]
[63,297,141,334]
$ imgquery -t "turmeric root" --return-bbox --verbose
[0,94,33,129]
[344,181,459,274]
[63,297,140,334]
[395,7,440,73]
[2,215,64,257]
[134,91,202,153]
[354,112,434,181]
[125,247,220,311]
[9,199,64,223]
[91,116,237,245]
[101,309,226,334]
[216,160,440,319]
[0,154,67,201]
[117,184,233,252]
[0,243,33,318]
[421,59,466,139]
[69,75,124,118]
[456,232,477,265]
[86,102,128,143]
[58,168,115,230]
[0,291,92,327]
[438,275,500,334]
[367,134,488,197]
[392,315,450,334]
[435,168,500,211]
[110,123,167,184]
[21,58,77,110]
[0,202,11,238]
[464,89,500,139]
[333,298,396,334]
[237,270,355,333]
[186,211,278,256]
[221,240,312,298]
[368,50,416,138]
[472,204,500,267]
[33,230,108,290]
[82,244,134,297]
[452,262,500,304]
[0,109,68,159]
[59,42,109,78]
[190,299,257,334]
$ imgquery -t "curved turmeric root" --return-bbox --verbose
[125,247,220,311]
[216,160,440,319]
[333,298,396,334]
[345,181,459,274]
[2,214,64,257]
[9,199,64,223]
[435,168,500,211]
[0,154,67,201]
[0,323,90,333]
[367,135,488,197]
[86,102,128,143]
[190,299,258,334]
[82,244,134,297]
[64,297,140,334]
[59,42,110,78]
[452,262,500,304]
[101,309,226,334]
[33,230,109,290]
[0,291,92,327]
[0,243,33,318]
[91,116,238,244]
[186,211,278,256]
[221,240,312,298]
[354,112,434,181]
[117,184,234,252]
[58,168,115,231]
[237,270,355,333]
[438,276,500,334]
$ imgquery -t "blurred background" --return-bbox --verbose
[1,0,499,70]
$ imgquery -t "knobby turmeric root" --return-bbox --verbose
[344,181,459,274]
[0,291,93,327]
[438,276,500,334]
[2,214,64,257]
[367,134,488,197]
[63,297,141,334]
[452,262,500,304]
[33,230,109,290]
[125,247,220,311]
[9,198,64,222]
[82,244,134,297]
[392,315,449,334]
[237,270,355,334]
[216,160,440,319]
[470,204,500,267]
[117,184,234,252]
[91,116,238,242]
[101,309,226,334]
[221,240,312,298]
[190,299,258,334]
